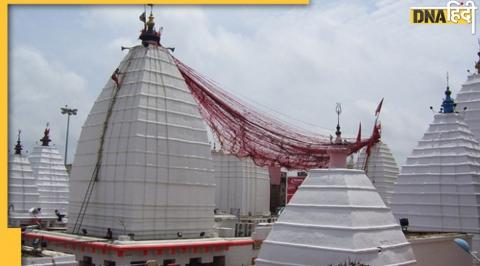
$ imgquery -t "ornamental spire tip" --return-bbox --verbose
[139,4,161,47]
[14,130,22,155]
[40,123,51,147]
[335,103,342,144]
[441,73,456,113]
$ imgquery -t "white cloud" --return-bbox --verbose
[9,46,93,162]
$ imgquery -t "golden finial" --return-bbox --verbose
[146,5,155,32]
[139,4,161,47]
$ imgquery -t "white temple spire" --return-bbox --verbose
[29,126,69,216]
[392,83,480,251]
[8,130,40,217]
[256,111,416,265]
[356,140,399,205]
[256,167,416,265]
[67,10,215,240]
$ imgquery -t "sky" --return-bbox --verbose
[8,0,480,166]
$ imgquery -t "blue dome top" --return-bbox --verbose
[441,86,456,113]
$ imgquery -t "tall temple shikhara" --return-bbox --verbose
[68,10,216,240]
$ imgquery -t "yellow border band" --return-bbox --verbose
[2,2,21,266]
[8,0,309,4]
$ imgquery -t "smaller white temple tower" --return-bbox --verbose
[29,126,69,216]
[391,84,480,251]
[356,140,399,205]
[8,131,40,221]
[212,150,270,217]
[256,105,416,266]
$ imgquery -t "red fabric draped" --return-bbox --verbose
[174,57,380,170]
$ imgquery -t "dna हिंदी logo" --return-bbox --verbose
[410,0,477,34]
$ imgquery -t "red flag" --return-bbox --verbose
[356,122,361,143]
[375,98,384,116]
[139,12,146,23]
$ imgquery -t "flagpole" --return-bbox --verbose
[364,98,384,172]
[144,4,147,30]
[363,124,377,172]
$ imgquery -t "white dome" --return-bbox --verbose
[356,141,399,205]
[8,153,40,214]
[391,112,480,249]
[29,145,69,216]
[68,45,215,240]
[256,169,416,266]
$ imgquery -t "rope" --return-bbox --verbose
[72,58,133,234]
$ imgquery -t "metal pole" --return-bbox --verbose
[61,105,77,166]
[64,113,70,165]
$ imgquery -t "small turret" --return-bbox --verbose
[40,125,51,147]
[14,130,22,155]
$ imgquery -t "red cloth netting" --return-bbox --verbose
[173,57,380,170]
